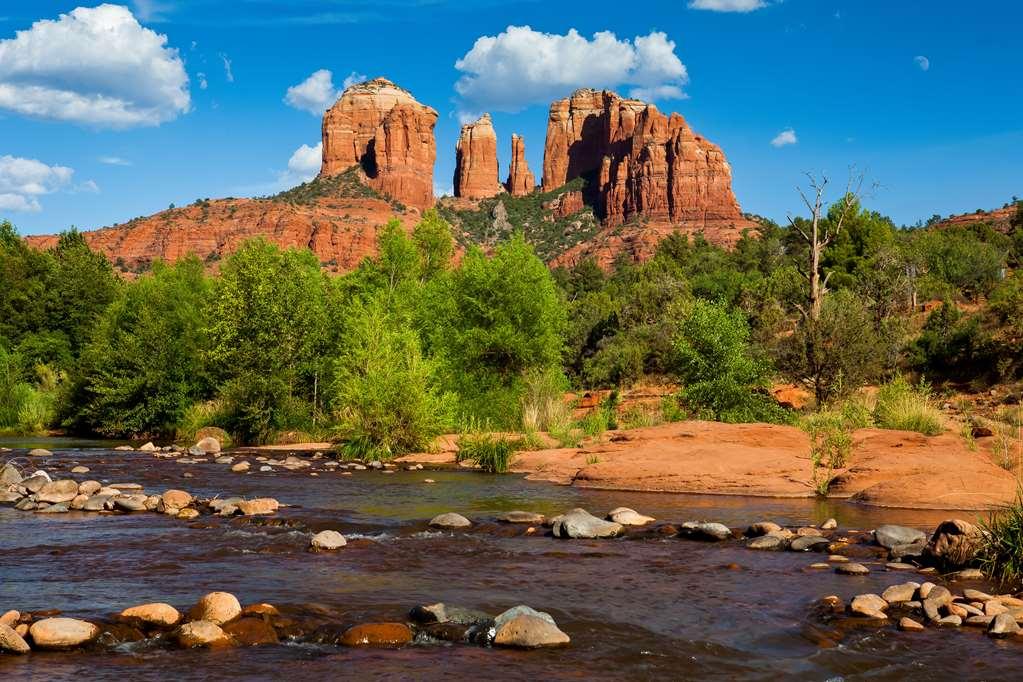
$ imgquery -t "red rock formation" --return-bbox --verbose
[542,191,584,219]
[505,134,535,196]
[541,88,755,240]
[25,194,416,276]
[453,114,503,199]
[321,78,437,210]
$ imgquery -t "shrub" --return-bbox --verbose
[802,413,855,495]
[176,400,230,445]
[519,367,572,433]
[618,404,664,430]
[978,491,1023,583]
[672,299,791,424]
[456,429,514,473]
[873,376,943,436]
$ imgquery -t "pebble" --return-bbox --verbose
[71,466,90,474]
[827,555,848,563]
[259,466,273,472]
[423,478,435,483]
[899,617,925,632]
[808,563,830,570]
[850,594,888,618]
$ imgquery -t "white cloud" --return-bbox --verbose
[0,4,190,128]
[688,0,767,12]
[131,0,173,22]
[770,128,797,147]
[0,155,77,212]
[220,52,234,82]
[285,69,365,115]
[453,26,688,114]
[99,156,132,166]
[276,142,322,187]
[198,72,208,90]
[914,55,930,71]
[74,179,101,194]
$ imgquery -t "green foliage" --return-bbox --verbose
[672,299,791,424]
[906,302,997,383]
[0,345,55,434]
[873,375,943,436]
[269,166,386,205]
[456,428,514,473]
[519,367,572,433]
[67,258,211,437]
[176,400,229,444]
[979,490,1023,584]
[910,225,1007,300]
[330,296,452,459]
[802,412,854,495]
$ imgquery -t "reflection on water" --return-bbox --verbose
[0,442,1015,681]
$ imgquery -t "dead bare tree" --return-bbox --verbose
[787,170,866,321]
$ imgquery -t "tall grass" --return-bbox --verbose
[519,368,572,433]
[175,400,229,444]
[456,428,514,473]
[801,413,855,496]
[873,376,943,436]
[978,490,1023,584]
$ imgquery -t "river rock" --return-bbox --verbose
[21,474,49,493]
[937,614,962,627]
[194,436,221,454]
[821,518,838,530]
[15,498,36,511]
[923,519,983,568]
[678,521,732,541]
[492,605,569,648]
[0,463,22,486]
[162,489,192,508]
[69,494,89,510]
[71,466,90,474]
[789,535,830,552]
[28,448,52,457]
[496,511,545,524]
[987,612,1021,637]
[78,480,102,495]
[83,494,113,511]
[144,495,161,511]
[923,586,953,621]
[139,442,157,451]
[850,594,888,618]
[409,603,448,624]
[120,603,181,627]
[882,582,919,603]
[0,622,30,654]
[36,502,69,513]
[191,592,241,625]
[340,622,412,647]
[0,610,18,627]
[836,562,870,576]
[110,483,143,490]
[951,568,985,580]
[114,494,148,512]
[29,617,99,649]
[177,508,200,520]
[746,521,782,537]
[36,479,79,503]
[0,490,22,504]
[607,507,655,526]
[310,530,346,550]
[963,588,994,602]
[429,512,472,528]
[899,617,925,632]
[747,535,783,551]
[231,461,250,473]
[874,525,926,550]
[966,615,994,627]
[551,508,623,539]
[237,498,279,516]
[223,617,279,645]
[176,620,229,647]
[241,603,279,617]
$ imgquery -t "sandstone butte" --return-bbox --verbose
[453,114,503,199]
[505,134,536,196]
[321,77,438,211]
[24,80,756,274]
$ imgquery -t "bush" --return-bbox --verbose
[672,299,791,424]
[873,376,943,436]
[456,429,514,473]
[979,491,1023,583]
[330,298,452,459]
[176,401,229,444]
[519,368,572,433]
[802,412,854,495]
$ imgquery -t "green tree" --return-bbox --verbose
[205,239,327,443]
[49,229,120,353]
[67,257,211,437]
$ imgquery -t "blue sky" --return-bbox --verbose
[1,0,1020,235]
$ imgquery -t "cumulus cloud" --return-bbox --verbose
[198,72,208,90]
[0,155,81,212]
[131,0,173,22]
[285,69,366,115]
[770,128,798,147]
[688,0,768,11]
[914,55,930,71]
[0,4,190,128]
[276,142,322,188]
[453,26,688,114]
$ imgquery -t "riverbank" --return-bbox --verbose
[392,421,1019,511]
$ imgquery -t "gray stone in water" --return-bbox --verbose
[607,507,655,526]
[15,498,36,511]
[874,524,926,550]
[820,518,838,530]
[747,535,784,551]
[678,521,732,541]
[987,613,1019,636]
[21,474,50,494]
[0,490,23,504]
[551,508,623,539]
[35,502,69,513]
[881,582,920,603]
[836,562,870,576]
[496,511,545,524]
[83,494,112,511]
[888,541,926,562]
[310,530,346,550]
[113,494,148,512]
[28,448,52,457]
[430,512,472,528]
[789,535,831,552]
[1,463,22,486]
[36,479,79,504]
[491,605,569,649]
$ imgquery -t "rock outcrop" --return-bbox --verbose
[540,88,756,264]
[321,78,437,210]
[505,134,535,196]
[453,114,503,199]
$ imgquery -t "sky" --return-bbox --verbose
[0,0,1021,236]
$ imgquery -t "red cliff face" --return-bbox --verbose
[540,88,755,252]
[453,114,503,199]
[321,78,437,210]
[505,134,536,196]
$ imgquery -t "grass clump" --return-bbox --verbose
[456,426,514,473]
[978,491,1023,584]
[801,413,855,496]
[873,376,943,436]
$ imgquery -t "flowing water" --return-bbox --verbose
[1,442,1020,680]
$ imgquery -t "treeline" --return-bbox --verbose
[1,198,1021,451]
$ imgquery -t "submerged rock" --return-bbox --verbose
[429,512,472,528]
[492,605,569,648]
[237,498,279,516]
[496,511,545,524]
[551,508,623,539]
[223,617,279,645]
[310,530,346,550]
[120,602,181,628]
[747,535,784,551]
[607,507,655,526]
[789,535,830,552]
[28,448,52,457]
[176,620,229,648]
[340,622,412,647]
